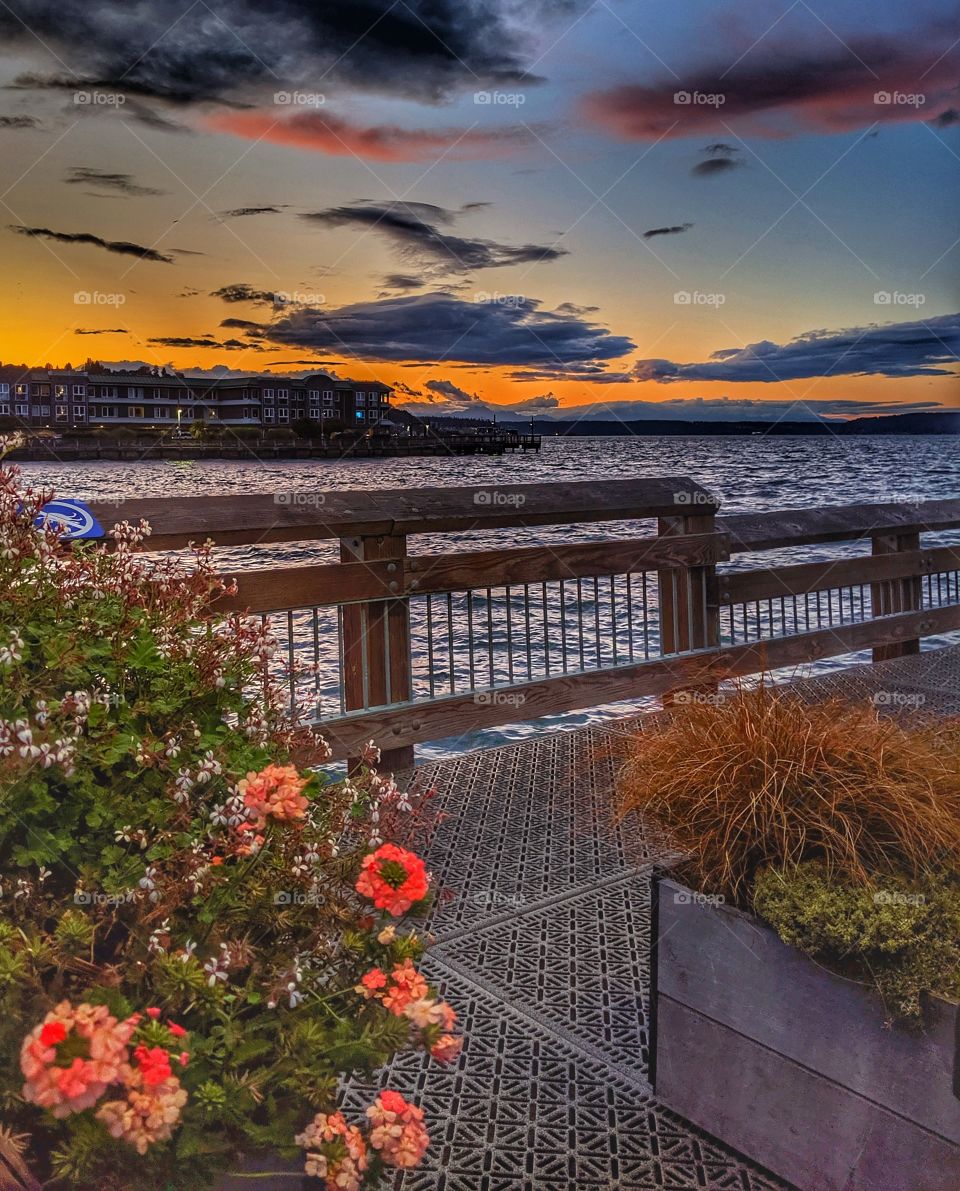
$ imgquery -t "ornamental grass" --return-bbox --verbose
[617,683,960,904]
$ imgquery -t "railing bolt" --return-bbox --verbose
[386,562,397,573]
[389,581,399,592]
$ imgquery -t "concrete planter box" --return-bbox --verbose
[651,874,960,1191]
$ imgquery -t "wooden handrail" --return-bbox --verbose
[90,476,718,550]
[108,482,960,766]
[720,500,960,553]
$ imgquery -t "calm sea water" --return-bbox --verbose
[18,435,960,758]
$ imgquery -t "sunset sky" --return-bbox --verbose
[0,0,957,420]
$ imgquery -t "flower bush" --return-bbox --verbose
[0,458,459,1189]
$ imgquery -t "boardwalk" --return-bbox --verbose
[341,647,960,1191]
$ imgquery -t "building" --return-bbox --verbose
[0,367,393,431]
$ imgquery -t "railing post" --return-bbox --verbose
[339,532,414,772]
[658,510,720,703]
[870,532,922,661]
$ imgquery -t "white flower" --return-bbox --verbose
[0,630,24,667]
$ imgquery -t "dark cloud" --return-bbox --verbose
[555,301,599,315]
[692,156,745,177]
[302,201,565,278]
[0,114,37,128]
[691,143,745,177]
[584,31,959,139]
[64,167,166,196]
[381,274,426,291]
[643,222,693,238]
[491,396,948,422]
[148,335,263,351]
[10,224,174,262]
[221,292,635,366]
[931,108,959,127]
[211,283,278,305]
[219,206,285,218]
[0,0,545,106]
[632,314,960,383]
[74,327,130,335]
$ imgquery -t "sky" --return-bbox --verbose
[0,0,957,421]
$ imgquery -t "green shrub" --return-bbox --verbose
[754,861,960,1022]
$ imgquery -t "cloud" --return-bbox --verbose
[643,222,693,238]
[401,380,561,416]
[10,225,174,262]
[931,108,959,127]
[148,335,264,351]
[632,314,960,383]
[74,327,130,335]
[210,109,534,162]
[302,201,565,278]
[0,0,545,106]
[221,291,635,366]
[211,283,279,305]
[219,206,285,218]
[0,114,37,128]
[64,167,166,196]
[583,31,959,139]
[381,273,426,291]
[691,144,745,177]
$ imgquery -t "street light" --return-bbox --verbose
[176,408,182,434]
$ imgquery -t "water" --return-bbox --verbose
[17,435,960,758]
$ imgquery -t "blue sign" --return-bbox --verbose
[33,499,105,540]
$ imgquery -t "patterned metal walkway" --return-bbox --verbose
[344,647,960,1191]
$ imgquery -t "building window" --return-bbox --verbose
[356,393,366,405]
[355,410,365,421]
[308,390,319,401]
[33,405,50,417]
[263,408,275,422]
[35,384,50,397]
[74,405,86,420]
[15,404,28,417]
[55,404,69,421]
[0,403,10,415]
[129,406,145,419]
[278,408,289,423]
[277,388,288,399]
[322,390,334,402]
[73,385,85,397]
[0,383,8,396]
[15,384,27,397]
[55,384,66,398]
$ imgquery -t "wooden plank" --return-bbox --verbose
[314,602,960,759]
[716,545,960,606]
[339,533,412,772]
[721,499,960,553]
[872,533,923,662]
[211,559,398,612]
[655,997,960,1191]
[90,476,719,550]
[656,878,960,1143]
[404,532,729,595]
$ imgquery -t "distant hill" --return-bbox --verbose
[492,410,960,436]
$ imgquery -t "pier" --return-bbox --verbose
[99,477,960,1189]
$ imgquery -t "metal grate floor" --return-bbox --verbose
[348,648,960,1191]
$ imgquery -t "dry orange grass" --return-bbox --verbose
[617,685,960,904]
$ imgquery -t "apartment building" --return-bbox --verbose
[0,367,393,430]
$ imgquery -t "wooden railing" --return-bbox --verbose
[92,480,960,767]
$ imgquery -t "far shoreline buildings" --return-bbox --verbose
[0,365,393,431]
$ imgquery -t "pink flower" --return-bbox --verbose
[20,1001,137,1118]
[366,1091,430,1168]
[237,763,309,824]
[355,844,429,916]
[133,1043,173,1087]
[430,1034,463,1064]
[355,967,388,999]
[380,960,429,1016]
[295,1110,368,1191]
[96,1068,188,1154]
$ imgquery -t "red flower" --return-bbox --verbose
[167,1021,187,1039]
[133,1044,173,1087]
[355,844,429,916]
[39,1022,67,1047]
